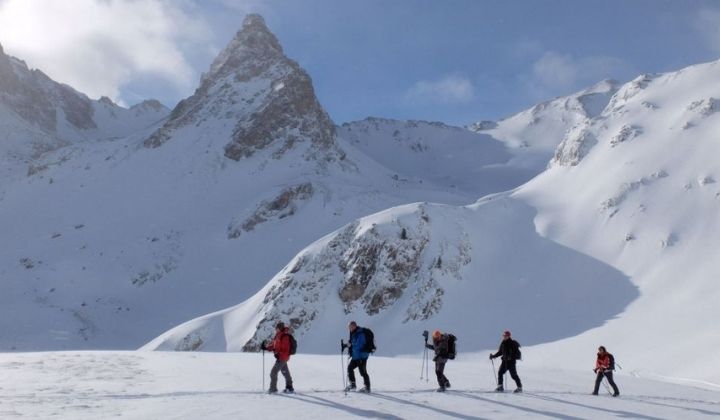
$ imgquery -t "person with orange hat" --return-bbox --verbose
[425,329,455,392]
[489,330,522,393]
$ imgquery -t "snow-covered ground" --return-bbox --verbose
[1,351,718,419]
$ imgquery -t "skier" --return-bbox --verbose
[489,330,522,393]
[592,345,620,397]
[341,321,371,393]
[425,330,452,392]
[261,322,294,394]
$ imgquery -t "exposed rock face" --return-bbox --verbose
[0,45,95,133]
[144,14,344,166]
[551,123,598,167]
[227,182,314,238]
[240,204,472,351]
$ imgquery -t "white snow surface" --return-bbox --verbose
[0,351,718,419]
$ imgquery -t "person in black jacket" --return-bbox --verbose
[425,330,452,392]
[489,330,522,393]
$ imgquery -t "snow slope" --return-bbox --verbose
[1,351,719,419]
[150,59,720,384]
[469,80,619,170]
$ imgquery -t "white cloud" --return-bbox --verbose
[405,74,475,105]
[0,0,212,102]
[696,8,720,53]
[530,51,628,97]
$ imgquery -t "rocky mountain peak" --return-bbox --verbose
[144,14,345,167]
[201,13,283,86]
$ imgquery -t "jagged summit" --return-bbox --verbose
[144,14,343,166]
[202,14,283,85]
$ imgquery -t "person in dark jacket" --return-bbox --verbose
[425,330,452,392]
[342,321,371,392]
[592,345,620,396]
[489,330,522,393]
[261,322,294,394]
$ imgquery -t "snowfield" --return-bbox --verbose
[1,351,718,419]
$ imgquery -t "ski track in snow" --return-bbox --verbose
[1,352,718,419]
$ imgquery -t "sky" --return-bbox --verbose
[1,0,719,126]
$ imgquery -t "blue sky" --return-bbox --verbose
[1,0,719,125]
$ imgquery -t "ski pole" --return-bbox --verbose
[420,345,425,380]
[340,339,347,393]
[602,375,613,395]
[425,347,429,383]
[262,346,266,391]
[491,357,498,385]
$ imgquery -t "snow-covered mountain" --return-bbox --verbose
[0,41,169,165]
[0,15,529,350]
[148,59,720,384]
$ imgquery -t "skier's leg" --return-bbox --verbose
[269,360,281,392]
[347,359,358,386]
[508,361,522,388]
[358,359,370,389]
[592,371,603,394]
[605,371,619,396]
[280,361,293,390]
[435,360,446,387]
[497,361,508,386]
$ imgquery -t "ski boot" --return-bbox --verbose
[358,386,371,393]
[436,386,446,393]
[283,388,295,394]
[344,384,356,392]
[494,385,504,392]
[513,387,522,393]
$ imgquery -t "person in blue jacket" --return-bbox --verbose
[342,321,371,392]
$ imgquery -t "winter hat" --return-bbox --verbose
[275,322,285,330]
[432,330,441,339]
[503,330,511,337]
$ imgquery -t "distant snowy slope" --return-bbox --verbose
[338,117,534,196]
[470,80,619,170]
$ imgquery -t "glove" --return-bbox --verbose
[260,341,267,351]
[341,342,348,351]
[489,354,494,360]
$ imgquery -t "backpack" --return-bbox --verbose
[361,328,376,353]
[515,342,522,360]
[446,334,457,360]
[287,333,297,355]
[608,353,615,370]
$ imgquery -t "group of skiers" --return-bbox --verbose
[260,321,620,397]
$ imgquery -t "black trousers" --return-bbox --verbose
[498,360,522,388]
[348,358,370,388]
[593,370,619,395]
[435,359,450,388]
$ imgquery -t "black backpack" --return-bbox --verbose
[446,334,457,360]
[608,353,615,370]
[287,333,297,355]
[513,341,522,361]
[361,328,376,353]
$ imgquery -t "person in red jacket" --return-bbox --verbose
[262,322,294,394]
[592,346,619,396]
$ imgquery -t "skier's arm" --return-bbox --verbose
[490,344,502,359]
[425,343,435,350]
